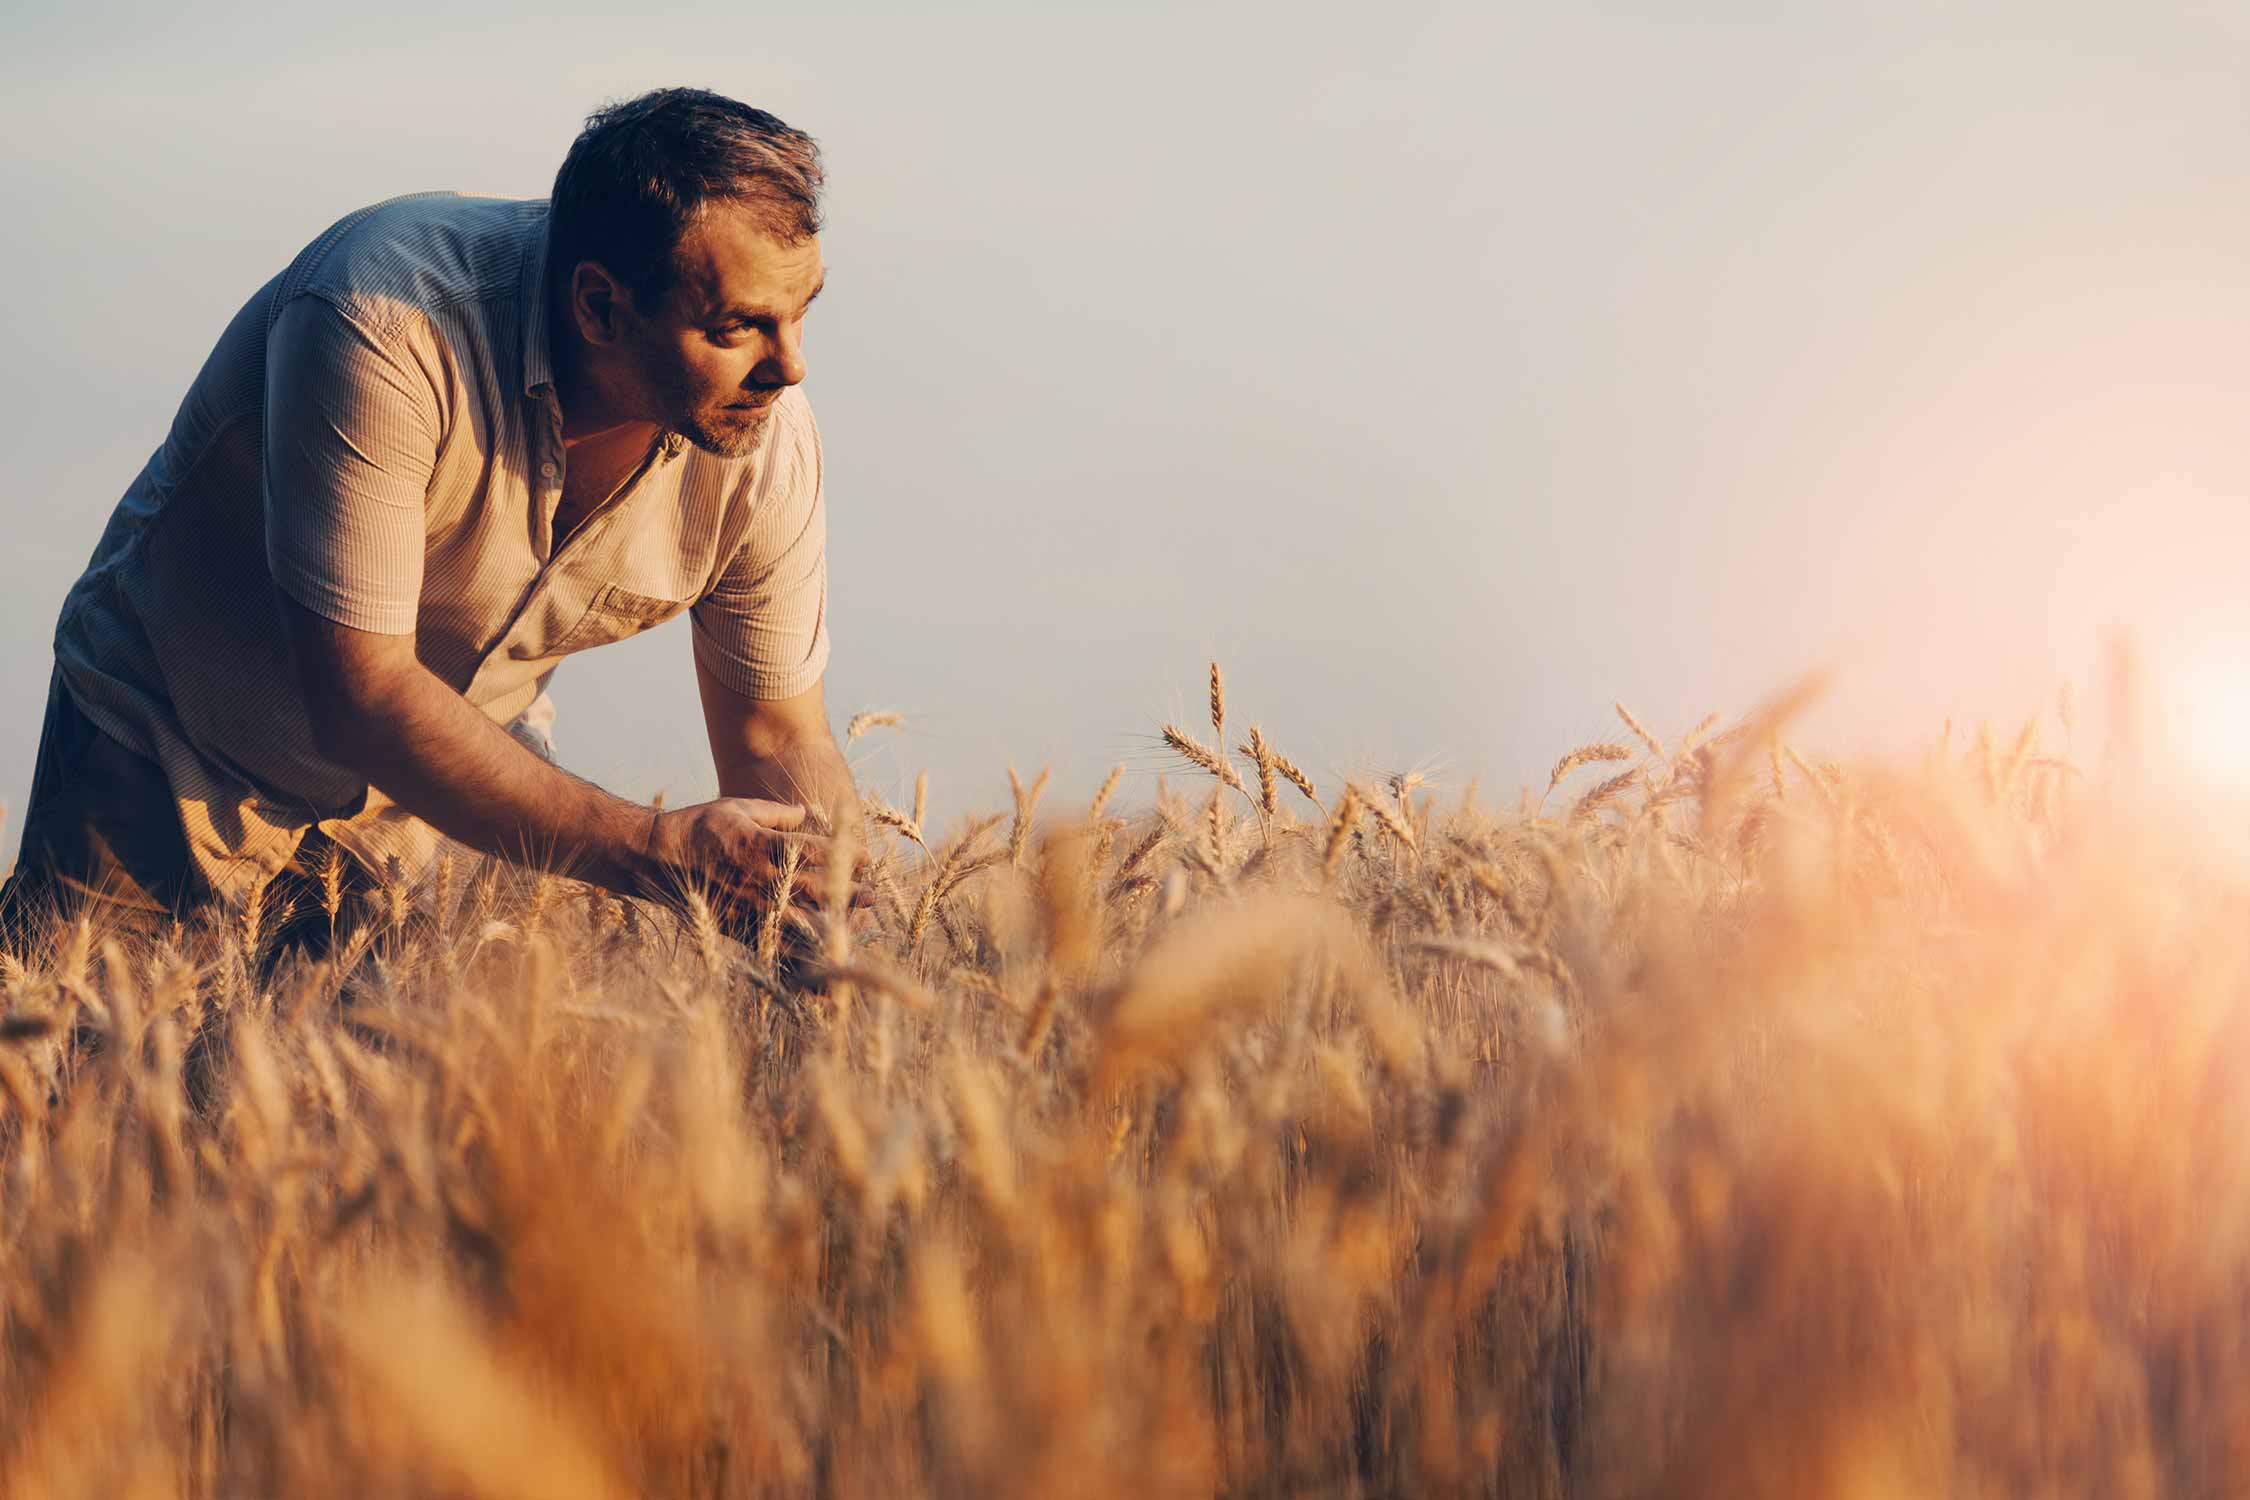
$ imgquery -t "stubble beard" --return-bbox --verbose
[642,353,780,459]
[671,397,777,460]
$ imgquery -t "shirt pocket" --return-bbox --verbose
[544,582,692,656]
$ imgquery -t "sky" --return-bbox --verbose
[6,0,2250,863]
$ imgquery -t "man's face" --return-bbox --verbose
[620,203,824,458]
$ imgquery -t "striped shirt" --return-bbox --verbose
[52,191,830,902]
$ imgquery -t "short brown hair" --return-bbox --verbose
[547,87,824,312]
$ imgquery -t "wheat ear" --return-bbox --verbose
[1208,660,1226,748]
[1088,763,1125,819]
[1161,724,1246,795]
[1615,702,1665,761]
[1545,743,1632,802]
[1007,766,1051,868]
[1322,786,1362,886]
[1572,768,1640,822]
[1243,726,1279,818]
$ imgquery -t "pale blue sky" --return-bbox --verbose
[7,1,2250,860]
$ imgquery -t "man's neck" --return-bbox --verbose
[547,293,658,452]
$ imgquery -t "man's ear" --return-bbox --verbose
[569,260,631,346]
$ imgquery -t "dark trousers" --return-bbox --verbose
[1,665,370,960]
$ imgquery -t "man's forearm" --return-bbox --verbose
[720,730,856,825]
[319,664,655,892]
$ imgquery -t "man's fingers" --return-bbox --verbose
[733,798,807,830]
[689,813,877,930]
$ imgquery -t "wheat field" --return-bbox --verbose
[0,663,2244,1498]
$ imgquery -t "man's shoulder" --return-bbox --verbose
[275,192,546,337]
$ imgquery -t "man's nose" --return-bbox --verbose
[761,324,807,387]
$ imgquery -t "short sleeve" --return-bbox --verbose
[691,392,831,699]
[262,293,437,634]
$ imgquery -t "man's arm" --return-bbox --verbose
[281,597,664,891]
[688,385,842,820]
[283,598,823,902]
[696,658,856,826]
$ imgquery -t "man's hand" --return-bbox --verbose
[647,796,814,902]
[640,795,872,930]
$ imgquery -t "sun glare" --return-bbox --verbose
[2163,647,2250,787]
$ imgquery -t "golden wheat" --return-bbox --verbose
[1243,725,1279,818]
[1159,722,1246,796]
[0,659,2239,1498]
[1005,765,1050,869]
[1087,763,1125,820]
[1546,741,1633,797]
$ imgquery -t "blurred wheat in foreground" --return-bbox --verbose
[1,669,2246,1499]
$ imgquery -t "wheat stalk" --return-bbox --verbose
[430,851,456,938]
[1615,701,1665,761]
[1267,744,1318,807]
[1571,768,1640,822]
[1088,763,1125,819]
[864,792,928,854]
[1161,724,1247,795]
[907,816,1005,951]
[1352,781,1418,854]
[1242,726,1279,818]
[380,855,412,934]
[315,840,348,940]
[1322,785,1362,886]
[1198,792,1229,879]
[684,887,724,976]
[1550,742,1632,791]
[1007,766,1051,868]
[1019,976,1060,1060]
[1111,824,1170,890]
[757,840,805,969]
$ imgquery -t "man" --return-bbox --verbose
[0,87,853,951]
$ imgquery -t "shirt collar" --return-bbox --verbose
[519,205,687,462]
[519,206,557,399]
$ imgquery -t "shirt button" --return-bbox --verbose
[539,461,558,480]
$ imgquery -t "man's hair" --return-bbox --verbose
[547,87,824,313]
